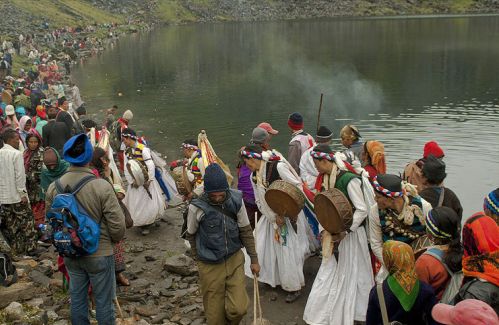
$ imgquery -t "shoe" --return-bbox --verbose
[116,272,130,286]
[285,291,301,303]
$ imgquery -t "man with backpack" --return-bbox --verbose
[45,134,125,324]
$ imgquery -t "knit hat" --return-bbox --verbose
[122,110,133,121]
[316,126,333,143]
[257,122,278,135]
[204,163,229,193]
[251,127,269,145]
[15,106,26,117]
[63,133,94,166]
[5,104,14,115]
[432,299,499,325]
[484,188,499,216]
[423,141,444,159]
[422,155,447,184]
[288,112,304,130]
[426,206,460,241]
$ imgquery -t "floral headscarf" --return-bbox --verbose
[383,240,420,311]
[462,213,499,286]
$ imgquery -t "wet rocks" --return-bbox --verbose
[163,254,197,276]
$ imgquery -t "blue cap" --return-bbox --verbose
[63,134,93,166]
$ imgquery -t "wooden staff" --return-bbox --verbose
[316,93,324,133]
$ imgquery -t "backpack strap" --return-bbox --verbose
[55,175,96,195]
[437,186,445,207]
[376,283,390,325]
[425,248,453,275]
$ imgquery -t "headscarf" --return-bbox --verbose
[365,140,386,174]
[340,124,361,141]
[23,132,42,171]
[36,105,47,120]
[462,214,499,286]
[19,115,31,131]
[383,240,420,312]
[40,147,70,199]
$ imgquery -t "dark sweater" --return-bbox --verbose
[420,186,463,220]
[55,110,74,136]
[42,120,71,155]
[366,280,439,325]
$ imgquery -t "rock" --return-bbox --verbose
[190,319,205,325]
[134,305,159,317]
[4,301,24,321]
[47,310,59,320]
[13,258,38,269]
[129,243,144,253]
[26,297,44,308]
[57,308,71,319]
[177,282,188,289]
[179,318,191,325]
[150,311,172,324]
[36,259,55,276]
[131,278,151,291]
[0,282,37,308]
[181,304,202,314]
[29,269,51,287]
[182,276,197,284]
[53,320,69,325]
[162,277,173,289]
[170,315,181,322]
[49,278,64,288]
[163,254,197,276]
[144,255,156,262]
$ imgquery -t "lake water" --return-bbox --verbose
[72,15,499,217]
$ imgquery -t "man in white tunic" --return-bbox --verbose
[303,144,375,324]
[122,128,165,235]
[241,144,312,303]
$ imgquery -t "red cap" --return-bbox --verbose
[423,141,444,159]
[257,122,279,135]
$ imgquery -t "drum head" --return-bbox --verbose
[314,189,353,234]
[264,180,305,220]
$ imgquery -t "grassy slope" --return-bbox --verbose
[9,0,124,27]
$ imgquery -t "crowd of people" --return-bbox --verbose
[0,52,498,325]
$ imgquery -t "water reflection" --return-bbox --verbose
[72,15,499,217]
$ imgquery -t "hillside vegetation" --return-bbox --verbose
[1,0,499,34]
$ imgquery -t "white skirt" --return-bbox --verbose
[303,226,374,325]
[124,179,165,227]
[244,212,311,292]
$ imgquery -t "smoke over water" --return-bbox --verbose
[274,60,384,120]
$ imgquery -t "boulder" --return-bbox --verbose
[29,269,51,287]
[163,254,197,276]
[0,282,36,308]
[4,301,24,321]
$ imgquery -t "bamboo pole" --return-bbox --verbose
[317,93,324,133]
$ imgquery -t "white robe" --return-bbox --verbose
[299,147,319,190]
[123,144,165,226]
[303,177,374,324]
[244,161,312,292]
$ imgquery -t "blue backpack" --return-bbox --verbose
[45,175,101,257]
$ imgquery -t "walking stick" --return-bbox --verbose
[115,297,124,319]
[316,93,324,133]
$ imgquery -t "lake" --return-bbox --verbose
[72,15,499,217]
